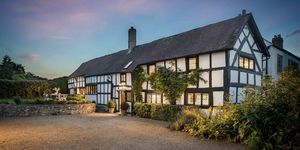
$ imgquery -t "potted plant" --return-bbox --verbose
[107,100,115,113]
[121,102,130,116]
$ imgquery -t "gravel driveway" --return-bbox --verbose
[0,113,245,150]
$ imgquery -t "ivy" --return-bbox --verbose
[132,67,146,102]
[149,67,205,105]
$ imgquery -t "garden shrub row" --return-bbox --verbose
[170,68,300,149]
[0,79,50,98]
[133,102,198,121]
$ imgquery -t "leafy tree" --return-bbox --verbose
[132,67,146,102]
[0,55,26,80]
[149,67,205,105]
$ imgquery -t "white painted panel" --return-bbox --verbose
[239,31,245,42]
[101,84,104,93]
[148,81,153,90]
[254,52,262,71]
[199,54,210,69]
[97,76,100,83]
[70,89,74,95]
[199,71,209,88]
[141,65,147,73]
[256,75,261,86]
[142,81,147,90]
[240,71,247,84]
[113,88,116,97]
[126,73,132,86]
[230,70,238,83]
[213,91,224,106]
[241,41,252,54]
[85,95,96,102]
[211,70,223,87]
[248,34,254,46]
[229,87,236,103]
[97,84,100,93]
[176,94,184,105]
[243,25,249,37]
[108,84,111,93]
[237,88,244,103]
[234,40,240,49]
[166,60,175,71]
[156,61,164,68]
[229,50,236,66]
[97,95,100,104]
[248,73,254,85]
[253,44,258,50]
[211,51,226,68]
[116,73,120,85]
[142,92,145,102]
[112,74,116,84]
[177,58,186,72]
[101,94,104,104]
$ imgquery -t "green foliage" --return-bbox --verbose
[51,76,68,94]
[121,102,130,110]
[170,68,300,149]
[0,55,26,80]
[52,87,60,94]
[149,67,205,105]
[107,100,116,108]
[134,102,182,121]
[0,79,50,98]
[132,67,146,102]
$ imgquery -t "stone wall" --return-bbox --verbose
[0,104,96,117]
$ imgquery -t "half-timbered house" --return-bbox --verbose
[68,11,269,111]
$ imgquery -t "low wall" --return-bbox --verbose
[0,104,96,117]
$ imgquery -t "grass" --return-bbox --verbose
[0,98,37,105]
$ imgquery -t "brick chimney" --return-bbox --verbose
[128,27,136,54]
[272,34,283,48]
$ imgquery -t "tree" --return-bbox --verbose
[149,67,206,105]
[0,55,26,80]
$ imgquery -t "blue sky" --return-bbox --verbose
[0,0,299,79]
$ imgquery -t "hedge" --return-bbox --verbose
[133,102,198,121]
[0,79,50,98]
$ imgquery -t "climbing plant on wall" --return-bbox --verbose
[132,67,146,102]
[149,67,205,105]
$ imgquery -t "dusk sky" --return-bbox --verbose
[0,0,299,79]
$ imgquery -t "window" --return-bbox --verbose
[120,74,126,83]
[277,54,283,73]
[146,93,162,104]
[186,93,209,106]
[124,61,133,69]
[288,59,298,69]
[188,57,197,70]
[148,65,156,74]
[239,56,254,69]
[86,85,96,95]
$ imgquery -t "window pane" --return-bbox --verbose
[147,94,152,103]
[249,59,254,69]
[195,93,201,105]
[126,92,132,101]
[189,58,196,70]
[244,58,249,68]
[188,93,194,104]
[239,57,244,67]
[151,93,156,103]
[149,65,156,74]
[202,93,209,105]
[156,94,161,104]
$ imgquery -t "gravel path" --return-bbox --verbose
[0,113,245,150]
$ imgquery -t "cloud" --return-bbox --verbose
[20,53,40,63]
[286,29,300,38]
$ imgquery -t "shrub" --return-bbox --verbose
[0,79,50,98]
[121,102,130,110]
[134,102,182,121]
[13,96,21,105]
[107,100,115,108]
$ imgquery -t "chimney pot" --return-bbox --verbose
[242,9,246,15]
[272,34,283,49]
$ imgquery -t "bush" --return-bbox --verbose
[121,102,130,110]
[0,79,50,98]
[134,102,182,121]
[107,100,115,108]
[13,96,21,105]
[170,68,300,149]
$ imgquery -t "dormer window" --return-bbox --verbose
[239,56,254,70]
[124,61,133,69]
